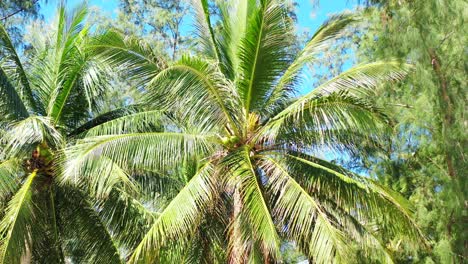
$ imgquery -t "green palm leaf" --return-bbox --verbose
[1,116,63,159]
[284,152,424,242]
[57,185,123,263]
[237,0,295,114]
[147,55,242,134]
[129,162,216,263]
[95,188,156,251]
[46,4,89,122]
[191,0,221,62]
[0,170,39,263]
[62,132,213,184]
[259,156,348,263]
[68,105,141,137]
[0,24,37,112]
[77,110,165,137]
[90,30,164,85]
[215,0,257,79]
[261,91,390,144]
[0,159,21,201]
[267,13,358,109]
[0,67,29,121]
[224,148,281,259]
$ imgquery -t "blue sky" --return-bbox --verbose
[39,0,357,34]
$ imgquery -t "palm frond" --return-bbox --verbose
[1,116,63,159]
[80,156,138,199]
[132,171,186,202]
[0,67,29,121]
[147,55,242,134]
[47,47,92,123]
[260,91,390,144]
[312,61,411,97]
[191,0,221,62]
[215,0,257,80]
[77,110,165,137]
[0,24,37,112]
[237,0,295,114]
[224,148,281,259]
[259,156,348,263]
[129,162,216,263]
[62,132,214,185]
[305,193,395,263]
[95,188,156,251]
[265,61,411,131]
[0,159,21,201]
[90,30,165,85]
[283,152,425,243]
[24,4,113,128]
[33,4,109,126]
[68,105,141,136]
[57,185,123,263]
[0,170,39,263]
[267,13,358,108]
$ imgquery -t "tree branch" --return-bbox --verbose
[0,0,39,21]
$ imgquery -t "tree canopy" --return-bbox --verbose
[0,0,465,263]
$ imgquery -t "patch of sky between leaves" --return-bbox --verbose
[39,0,365,174]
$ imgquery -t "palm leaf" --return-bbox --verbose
[129,162,215,263]
[48,4,88,116]
[68,105,141,136]
[80,156,138,199]
[0,170,39,263]
[191,0,221,62]
[312,61,411,97]
[90,30,164,85]
[0,67,29,121]
[1,116,63,159]
[215,0,257,80]
[77,110,165,137]
[267,13,358,109]
[95,188,156,251]
[267,61,411,126]
[57,185,123,263]
[283,152,424,243]
[0,24,37,112]
[147,55,241,134]
[62,132,214,185]
[237,0,295,114]
[0,159,21,201]
[259,156,348,263]
[224,147,281,259]
[260,91,390,144]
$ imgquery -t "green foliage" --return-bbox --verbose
[0,1,448,263]
[0,4,143,262]
[0,0,41,46]
[116,0,191,59]
[68,0,426,262]
[353,0,467,262]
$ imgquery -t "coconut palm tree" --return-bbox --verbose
[65,0,425,263]
[0,5,150,263]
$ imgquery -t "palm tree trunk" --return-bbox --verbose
[229,186,245,264]
[50,186,65,263]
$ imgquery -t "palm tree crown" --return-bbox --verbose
[63,0,424,263]
[0,5,132,263]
